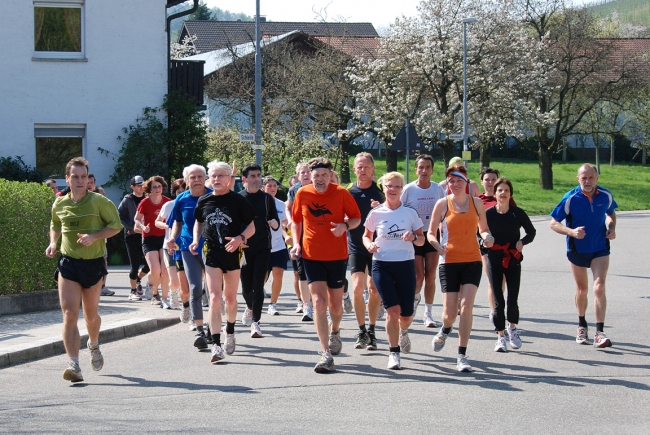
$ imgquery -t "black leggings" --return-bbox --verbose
[125,235,149,281]
[487,255,521,332]
[240,249,271,323]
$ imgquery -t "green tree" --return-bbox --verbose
[165,91,209,179]
[101,107,168,193]
[188,1,214,20]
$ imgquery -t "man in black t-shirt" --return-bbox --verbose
[347,153,385,350]
[238,164,280,338]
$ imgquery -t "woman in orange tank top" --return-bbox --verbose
[426,164,494,372]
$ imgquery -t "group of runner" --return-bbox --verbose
[47,155,617,381]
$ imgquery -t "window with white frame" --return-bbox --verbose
[33,0,85,60]
[34,124,85,177]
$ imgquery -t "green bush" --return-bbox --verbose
[0,156,44,182]
[0,180,57,294]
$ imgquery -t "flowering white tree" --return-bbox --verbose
[348,0,549,169]
[517,0,642,189]
[170,34,199,60]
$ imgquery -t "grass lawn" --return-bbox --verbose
[347,157,650,216]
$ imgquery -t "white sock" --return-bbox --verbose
[425,303,433,315]
[70,356,80,365]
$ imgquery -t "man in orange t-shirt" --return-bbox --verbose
[291,157,361,373]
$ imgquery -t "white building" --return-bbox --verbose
[0,0,174,203]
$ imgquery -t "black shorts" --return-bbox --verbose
[415,231,438,256]
[303,258,347,289]
[142,235,164,255]
[269,249,289,271]
[175,256,185,272]
[567,249,609,268]
[349,253,372,274]
[204,245,240,272]
[292,256,307,281]
[439,261,482,293]
[55,255,107,289]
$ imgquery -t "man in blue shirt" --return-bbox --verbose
[550,163,617,348]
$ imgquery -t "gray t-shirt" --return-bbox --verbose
[400,180,446,230]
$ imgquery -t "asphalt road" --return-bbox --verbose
[1,212,649,434]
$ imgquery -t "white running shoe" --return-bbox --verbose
[241,307,253,326]
[223,326,236,355]
[329,331,342,355]
[387,352,401,370]
[267,303,279,316]
[160,297,172,310]
[494,335,507,353]
[413,292,422,313]
[189,320,197,331]
[63,360,83,383]
[302,303,313,322]
[432,329,449,352]
[180,306,190,323]
[88,342,104,371]
[423,312,441,328]
[576,326,589,345]
[144,282,153,300]
[170,290,180,309]
[128,291,141,301]
[342,294,353,314]
[507,327,522,349]
[251,321,263,338]
[457,354,473,372]
[314,351,334,373]
[399,329,411,354]
[295,300,304,314]
[210,344,225,363]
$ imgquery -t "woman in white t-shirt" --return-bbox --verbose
[363,172,424,370]
[262,176,290,315]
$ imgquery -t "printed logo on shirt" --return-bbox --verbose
[384,224,406,240]
[307,202,332,219]
[205,207,233,244]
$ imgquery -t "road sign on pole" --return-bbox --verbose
[449,133,464,141]
[251,144,265,150]
[239,133,255,142]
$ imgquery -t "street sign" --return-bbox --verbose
[239,133,255,142]
[251,144,265,150]
[390,124,422,151]
[449,133,464,141]
[462,150,472,160]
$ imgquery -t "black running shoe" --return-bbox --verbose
[194,332,208,349]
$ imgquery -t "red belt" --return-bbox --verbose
[491,242,521,268]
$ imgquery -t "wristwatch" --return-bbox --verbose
[343,222,349,230]
[240,234,247,244]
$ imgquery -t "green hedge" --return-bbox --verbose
[0,180,57,295]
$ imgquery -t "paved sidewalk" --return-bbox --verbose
[0,266,181,368]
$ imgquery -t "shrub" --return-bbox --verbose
[0,180,57,294]
[0,156,44,182]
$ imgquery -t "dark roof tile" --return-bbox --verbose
[180,20,379,54]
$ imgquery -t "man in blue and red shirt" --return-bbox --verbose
[550,163,617,349]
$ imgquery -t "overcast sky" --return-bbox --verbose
[203,0,591,29]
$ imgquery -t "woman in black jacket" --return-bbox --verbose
[485,178,536,352]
